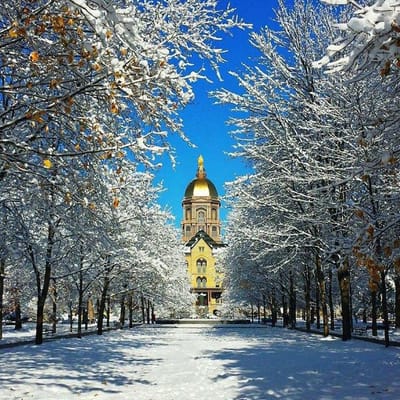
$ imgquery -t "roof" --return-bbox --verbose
[184,178,218,198]
[185,230,226,249]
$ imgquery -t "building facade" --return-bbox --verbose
[182,156,225,317]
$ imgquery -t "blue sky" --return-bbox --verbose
[155,0,279,228]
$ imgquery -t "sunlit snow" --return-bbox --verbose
[1,324,399,400]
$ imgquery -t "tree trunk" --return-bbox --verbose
[14,296,22,330]
[304,263,311,331]
[315,271,320,329]
[328,267,335,330]
[51,279,57,334]
[371,289,378,337]
[338,257,352,340]
[119,295,126,329]
[281,293,288,327]
[146,299,151,324]
[395,274,400,329]
[35,295,46,345]
[262,294,267,323]
[141,295,145,324]
[35,221,54,345]
[84,305,88,331]
[270,290,277,327]
[289,270,296,328]
[106,296,110,328]
[304,264,311,331]
[97,272,110,335]
[316,253,329,337]
[0,258,4,340]
[69,300,73,333]
[128,294,133,328]
[151,303,155,324]
[77,270,83,338]
[380,270,390,347]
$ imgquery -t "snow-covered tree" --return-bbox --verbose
[0,0,248,344]
[215,0,400,340]
[0,0,248,181]
[317,0,400,79]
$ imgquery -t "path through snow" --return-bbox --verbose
[0,324,399,399]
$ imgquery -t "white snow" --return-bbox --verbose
[1,324,400,399]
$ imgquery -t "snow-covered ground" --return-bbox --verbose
[1,324,399,400]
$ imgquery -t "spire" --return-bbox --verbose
[196,155,206,179]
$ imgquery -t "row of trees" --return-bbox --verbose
[216,0,400,345]
[0,0,246,344]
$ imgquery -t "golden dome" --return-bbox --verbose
[184,156,218,198]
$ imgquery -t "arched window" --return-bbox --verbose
[211,208,217,220]
[196,277,207,288]
[196,258,207,273]
[185,208,192,220]
[197,210,205,223]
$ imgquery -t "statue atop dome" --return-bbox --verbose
[196,155,206,179]
[184,155,218,198]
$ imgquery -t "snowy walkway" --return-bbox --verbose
[0,324,399,400]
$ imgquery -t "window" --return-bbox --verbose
[212,208,217,220]
[196,277,202,288]
[185,208,192,220]
[196,258,207,273]
[199,246,204,253]
[211,226,217,236]
[197,210,205,223]
[186,225,191,233]
[196,277,207,288]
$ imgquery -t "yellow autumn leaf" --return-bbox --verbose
[100,151,112,160]
[50,79,59,89]
[30,51,40,63]
[77,26,84,38]
[110,103,119,114]
[31,111,45,124]
[52,16,65,33]
[64,192,72,205]
[9,28,19,38]
[92,62,102,71]
[113,197,120,208]
[43,159,52,169]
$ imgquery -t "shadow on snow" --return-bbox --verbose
[203,327,400,400]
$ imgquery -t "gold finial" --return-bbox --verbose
[196,155,206,179]
[198,155,204,168]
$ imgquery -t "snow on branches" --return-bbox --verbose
[316,0,400,78]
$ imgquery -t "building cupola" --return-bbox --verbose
[181,156,221,243]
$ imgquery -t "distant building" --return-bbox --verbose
[181,156,226,317]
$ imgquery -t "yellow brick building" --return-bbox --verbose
[182,156,225,317]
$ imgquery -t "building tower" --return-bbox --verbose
[182,156,225,317]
